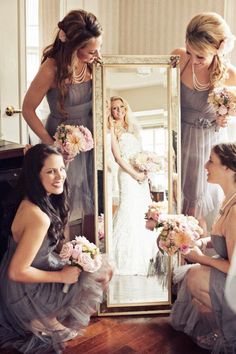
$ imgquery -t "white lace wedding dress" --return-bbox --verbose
[110,132,158,276]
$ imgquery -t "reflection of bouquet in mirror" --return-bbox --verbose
[208,87,236,117]
[54,124,94,156]
[98,213,105,252]
[98,214,104,240]
[145,207,203,256]
[59,236,102,293]
[131,151,162,173]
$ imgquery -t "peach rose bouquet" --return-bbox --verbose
[208,87,236,117]
[54,124,94,157]
[59,236,102,293]
[145,204,203,256]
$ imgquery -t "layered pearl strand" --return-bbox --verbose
[72,63,87,84]
[192,65,210,91]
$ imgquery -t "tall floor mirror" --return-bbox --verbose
[93,55,181,315]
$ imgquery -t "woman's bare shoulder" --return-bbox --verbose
[37,58,57,82]
[171,48,186,56]
[15,200,50,226]
[171,48,189,69]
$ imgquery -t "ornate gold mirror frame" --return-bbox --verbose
[93,55,181,315]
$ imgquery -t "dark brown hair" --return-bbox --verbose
[213,143,236,181]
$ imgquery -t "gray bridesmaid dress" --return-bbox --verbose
[0,234,107,353]
[171,198,236,353]
[45,80,94,221]
[181,82,224,219]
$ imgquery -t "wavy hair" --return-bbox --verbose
[108,96,140,139]
[42,9,102,117]
[186,12,234,89]
[12,144,70,242]
[213,143,236,182]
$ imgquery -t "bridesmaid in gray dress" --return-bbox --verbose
[0,144,112,354]
[171,143,236,352]
[22,9,103,222]
[172,12,236,232]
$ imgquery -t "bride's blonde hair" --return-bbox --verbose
[108,96,140,139]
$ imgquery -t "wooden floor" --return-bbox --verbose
[2,315,209,354]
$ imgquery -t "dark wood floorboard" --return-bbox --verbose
[1,316,209,354]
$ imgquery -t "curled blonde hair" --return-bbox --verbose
[108,96,140,139]
[186,12,234,88]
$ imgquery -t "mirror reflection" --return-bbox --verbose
[94,56,180,313]
[106,67,169,306]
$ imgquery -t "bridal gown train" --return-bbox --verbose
[111,132,158,276]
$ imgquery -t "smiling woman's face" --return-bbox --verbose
[111,99,126,122]
[186,43,215,68]
[205,150,225,184]
[40,154,66,195]
[77,36,102,63]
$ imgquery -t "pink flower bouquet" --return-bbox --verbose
[208,87,236,117]
[131,151,162,173]
[59,236,102,293]
[97,213,105,253]
[54,124,94,157]
[98,213,104,241]
[145,204,203,256]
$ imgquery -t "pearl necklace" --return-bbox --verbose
[214,192,236,224]
[72,63,87,84]
[192,65,210,91]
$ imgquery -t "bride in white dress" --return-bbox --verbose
[108,96,158,276]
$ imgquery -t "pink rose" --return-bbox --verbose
[218,105,228,115]
[71,244,83,260]
[78,253,101,272]
[145,219,157,231]
[147,209,159,221]
[79,126,94,151]
[180,245,190,254]
[59,242,73,260]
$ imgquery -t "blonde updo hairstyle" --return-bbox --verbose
[108,96,140,139]
[186,12,234,89]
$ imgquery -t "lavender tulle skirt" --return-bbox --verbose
[0,236,112,354]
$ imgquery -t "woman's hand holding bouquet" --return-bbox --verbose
[145,203,203,256]
[208,86,236,128]
[132,151,162,174]
[59,236,102,293]
[131,151,162,184]
[54,124,94,162]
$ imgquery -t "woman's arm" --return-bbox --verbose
[184,246,230,274]
[111,129,146,182]
[184,207,236,274]
[195,236,212,251]
[22,58,56,144]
